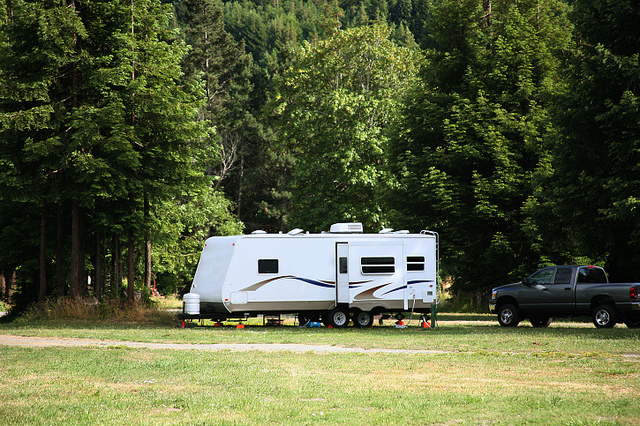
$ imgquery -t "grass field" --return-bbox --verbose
[0,312,638,425]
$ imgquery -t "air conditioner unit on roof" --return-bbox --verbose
[329,222,363,233]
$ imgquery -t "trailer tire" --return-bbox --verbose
[353,310,373,328]
[298,313,312,327]
[592,304,618,328]
[497,304,521,327]
[327,308,350,328]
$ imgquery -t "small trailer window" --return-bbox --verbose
[361,257,395,274]
[407,256,425,271]
[258,259,279,274]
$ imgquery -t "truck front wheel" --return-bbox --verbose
[497,304,521,327]
[592,304,618,328]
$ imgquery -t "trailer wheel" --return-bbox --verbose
[353,311,373,328]
[298,313,312,326]
[327,308,350,328]
[592,304,618,328]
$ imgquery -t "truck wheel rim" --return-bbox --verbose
[501,310,513,324]
[596,310,609,325]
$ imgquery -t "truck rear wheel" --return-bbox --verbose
[624,317,640,329]
[592,304,618,328]
[497,304,521,327]
[530,316,552,328]
[327,308,350,328]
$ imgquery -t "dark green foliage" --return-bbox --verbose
[548,0,640,282]
[389,0,573,292]
[0,0,241,305]
[1,0,640,309]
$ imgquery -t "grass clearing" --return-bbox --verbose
[1,313,639,424]
[1,345,638,425]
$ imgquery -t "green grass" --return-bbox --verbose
[1,345,638,425]
[1,313,639,424]
[2,313,639,356]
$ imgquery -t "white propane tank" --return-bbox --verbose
[183,293,200,315]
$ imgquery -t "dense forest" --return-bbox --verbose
[0,0,638,311]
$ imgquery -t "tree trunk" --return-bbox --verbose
[6,269,15,302]
[127,235,135,302]
[143,196,152,289]
[56,203,65,297]
[39,203,47,302]
[95,232,103,300]
[69,199,83,300]
[237,152,244,218]
[113,234,122,299]
[0,272,5,302]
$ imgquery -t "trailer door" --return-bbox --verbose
[336,242,350,304]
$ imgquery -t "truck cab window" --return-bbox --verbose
[577,267,607,284]
[528,269,554,286]
[554,268,572,284]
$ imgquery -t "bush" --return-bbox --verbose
[438,291,489,313]
[19,297,177,325]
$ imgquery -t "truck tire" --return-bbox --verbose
[530,316,552,328]
[623,317,640,329]
[327,308,350,328]
[592,304,618,328]
[497,304,521,327]
[353,310,373,328]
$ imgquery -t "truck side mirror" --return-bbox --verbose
[522,277,530,285]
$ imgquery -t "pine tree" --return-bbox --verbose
[389,0,572,295]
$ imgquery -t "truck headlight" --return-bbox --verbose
[491,290,497,300]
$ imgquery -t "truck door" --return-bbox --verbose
[336,242,350,305]
[518,267,553,314]
[546,267,575,314]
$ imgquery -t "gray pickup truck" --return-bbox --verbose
[489,265,640,328]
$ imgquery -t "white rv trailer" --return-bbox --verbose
[182,223,439,327]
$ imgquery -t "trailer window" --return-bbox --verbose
[361,257,395,274]
[258,259,279,274]
[407,256,425,271]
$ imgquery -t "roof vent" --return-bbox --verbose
[287,228,304,235]
[251,230,267,234]
[330,222,363,233]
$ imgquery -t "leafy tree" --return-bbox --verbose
[270,23,419,231]
[548,0,640,282]
[389,0,572,296]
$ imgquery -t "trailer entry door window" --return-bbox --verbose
[258,259,279,274]
[361,257,395,274]
[407,256,425,271]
